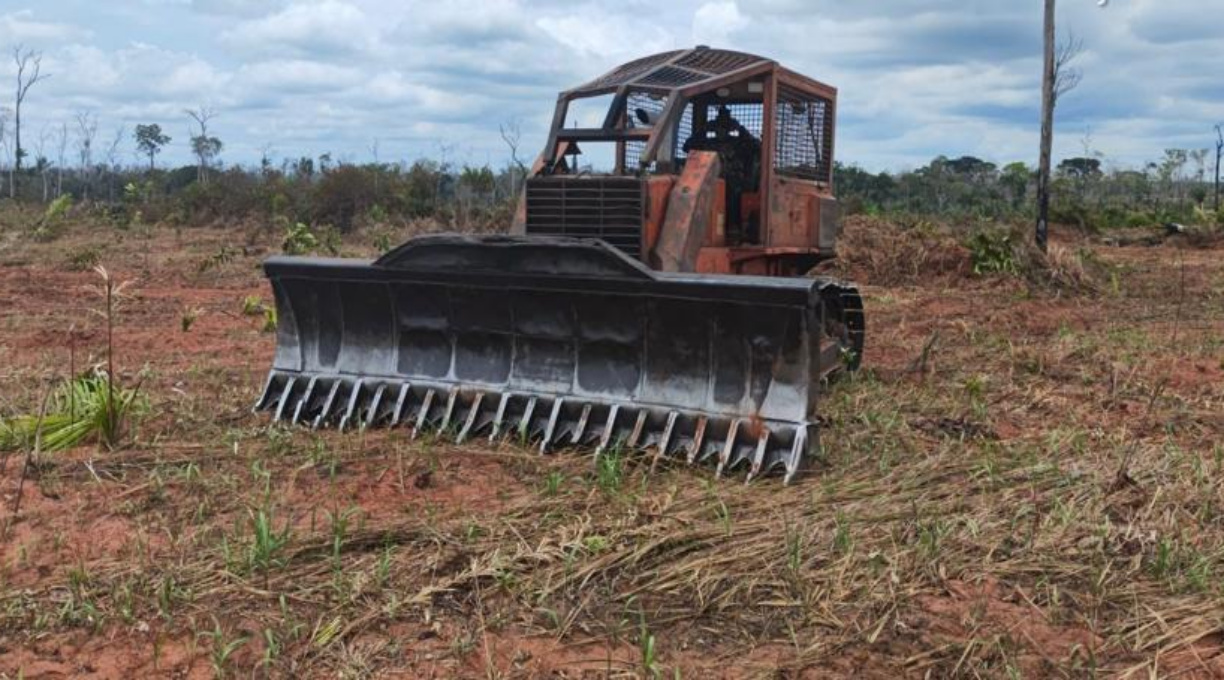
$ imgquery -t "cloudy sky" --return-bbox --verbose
[0,0,1219,173]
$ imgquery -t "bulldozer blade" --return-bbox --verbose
[255,234,861,483]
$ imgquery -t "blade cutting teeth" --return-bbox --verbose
[457,392,484,443]
[413,389,436,439]
[390,383,411,427]
[595,404,620,457]
[312,380,342,430]
[745,427,772,483]
[715,419,743,479]
[364,383,387,429]
[687,416,708,464]
[255,376,816,484]
[292,377,318,425]
[272,377,297,423]
[490,393,512,441]
[338,379,365,431]
[650,411,679,473]
[540,399,564,454]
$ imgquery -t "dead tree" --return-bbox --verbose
[34,125,50,202]
[185,107,221,185]
[500,119,528,201]
[1215,124,1222,212]
[55,121,67,198]
[11,46,51,198]
[1036,0,1083,253]
[75,112,98,200]
[103,125,125,201]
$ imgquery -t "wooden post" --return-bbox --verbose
[1036,0,1056,253]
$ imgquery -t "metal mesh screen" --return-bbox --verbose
[674,103,694,160]
[639,65,707,88]
[585,50,682,90]
[677,103,763,160]
[623,91,668,171]
[674,49,764,75]
[774,85,833,182]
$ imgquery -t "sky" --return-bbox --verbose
[0,0,1219,173]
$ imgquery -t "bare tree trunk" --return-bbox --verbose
[1035,0,1056,253]
[1215,124,1222,212]
[56,122,67,198]
[12,47,51,200]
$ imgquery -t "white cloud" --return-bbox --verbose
[222,0,382,57]
[0,9,88,43]
[190,0,287,17]
[535,11,674,62]
[691,2,749,46]
[237,59,359,92]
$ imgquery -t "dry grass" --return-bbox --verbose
[0,214,1221,677]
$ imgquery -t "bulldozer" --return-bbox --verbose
[254,47,864,483]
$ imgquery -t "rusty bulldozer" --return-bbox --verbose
[255,47,864,483]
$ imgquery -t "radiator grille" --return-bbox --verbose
[525,177,645,258]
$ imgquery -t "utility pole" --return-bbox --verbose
[1036,0,1056,253]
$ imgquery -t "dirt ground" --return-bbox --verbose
[1,215,1222,678]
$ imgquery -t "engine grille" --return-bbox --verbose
[525,177,645,258]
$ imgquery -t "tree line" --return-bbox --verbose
[835,144,1224,231]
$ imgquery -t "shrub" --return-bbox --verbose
[282,222,319,255]
[966,229,1018,276]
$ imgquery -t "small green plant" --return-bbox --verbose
[262,306,278,333]
[200,618,249,679]
[967,229,1018,276]
[181,306,202,332]
[372,230,393,253]
[785,523,804,572]
[65,246,102,271]
[241,295,264,316]
[833,512,854,555]
[639,620,660,679]
[197,245,237,273]
[45,194,74,221]
[282,222,319,255]
[0,373,146,453]
[247,506,293,576]
[540,470,564,497]
[317,225,342,255]
[596,448,624,494]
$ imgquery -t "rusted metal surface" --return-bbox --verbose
[643,176,675,254]
[255,234,858,482]
[649,151,721,272]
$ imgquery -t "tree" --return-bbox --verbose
[1215,124,1222,212]
[1001,162,1032,210]
[75,111,98,200]
[1036,1,1089,252]
[54,121,67,198]
[1057,157,1102,179]
[11,46,51,198]
[499,119,528,200]
[104,125,125,201]
[134,123,171,170]
[185,107,221,184]
[34,124,50,202]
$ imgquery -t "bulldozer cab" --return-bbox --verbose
[517,46,840,274]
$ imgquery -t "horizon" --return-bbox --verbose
[0,1,1220,174]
